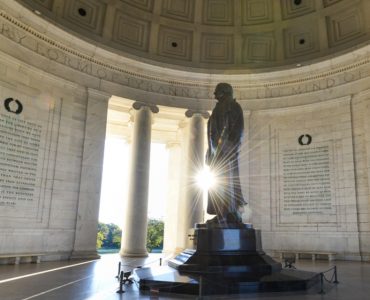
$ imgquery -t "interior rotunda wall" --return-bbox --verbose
[0,0,369,261]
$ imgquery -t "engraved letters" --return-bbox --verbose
[0,113,42,207]
[281,146,333,215]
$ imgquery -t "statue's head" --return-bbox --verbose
[214,83,233,102]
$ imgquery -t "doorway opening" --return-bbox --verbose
[97,136,168,254]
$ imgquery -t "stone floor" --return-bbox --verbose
[0,253,369,300]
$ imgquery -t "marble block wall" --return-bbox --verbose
[0,55,106,260]
[352,90,370,261]
[246,95,369,260]
[71,89,109,259]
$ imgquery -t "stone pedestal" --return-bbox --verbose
[169,224,282,280]
[134,223,320,296]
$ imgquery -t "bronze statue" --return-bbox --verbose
[206,83,246,224]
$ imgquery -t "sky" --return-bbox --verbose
[98,138,168,228]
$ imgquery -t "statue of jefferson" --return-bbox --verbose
[206,83,246,225]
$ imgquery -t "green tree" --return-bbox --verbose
[96,222,122,249]
[97,222,109,249]
[96,231,105,249]
[97,220,164,252]
[105,223,122,248]
[146,219,164,253]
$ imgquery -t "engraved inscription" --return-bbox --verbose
[281,146,333,215]
[0,113,42,207]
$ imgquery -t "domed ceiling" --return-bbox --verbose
[16,0,370,72]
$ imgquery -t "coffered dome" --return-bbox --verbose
[15,0,370,73]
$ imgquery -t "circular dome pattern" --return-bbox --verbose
[16,0,370,72]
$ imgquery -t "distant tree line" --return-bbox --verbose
[97,219,164,252]
[146,219,164,252]
[97,223,122,249]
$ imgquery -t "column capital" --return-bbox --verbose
[133,101,159,113]
[166,140,181,149]
[185,109,209,119]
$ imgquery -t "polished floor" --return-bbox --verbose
[0,253,369,300]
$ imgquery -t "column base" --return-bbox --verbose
[120,249,149,257]
[70,250,100,260]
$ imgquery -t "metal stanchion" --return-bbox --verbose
[197,275,204,300]
[317,265,340,294]
[116,262,121,279]
[116,271,125,294]
[333,266,339,284]
[319,273,325,294]
[159,258,162,266]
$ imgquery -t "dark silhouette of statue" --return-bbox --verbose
[206,83,246,224]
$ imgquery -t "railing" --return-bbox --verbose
[115,256,339,297]
[319,265,339,294]
[115,256,164,294]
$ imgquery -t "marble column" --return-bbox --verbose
[120,102,159,257]
[163,140,182,254]
[178,110,209,249]
[71,89,110,259]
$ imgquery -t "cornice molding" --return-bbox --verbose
[1,6,370,105]
[12,0,370,72]
[251,95,352,115]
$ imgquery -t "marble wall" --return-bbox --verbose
[351,90,370,260]
[0,54,108,260]
[245,97,366,260]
